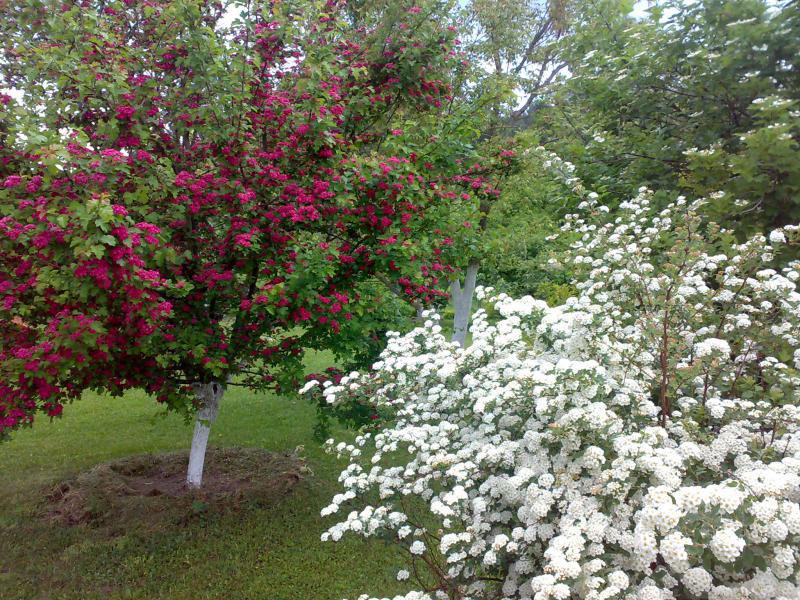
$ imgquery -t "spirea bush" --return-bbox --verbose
[304,190,800,599]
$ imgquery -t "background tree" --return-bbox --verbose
[476,143,578,303]
[538,0,800,235]
[460,0,575,134]
[432,0,583,345]
[0,0,476,487]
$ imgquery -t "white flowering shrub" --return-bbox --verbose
[305,191,800,599]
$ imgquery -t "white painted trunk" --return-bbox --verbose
[451,262,479,347]
[186,381,224,489]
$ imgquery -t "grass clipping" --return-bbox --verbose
[45,447,307,532]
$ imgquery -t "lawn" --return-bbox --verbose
[0,356,407,600]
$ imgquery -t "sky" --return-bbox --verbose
[632,0,653,19]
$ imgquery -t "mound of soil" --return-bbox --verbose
[45,447,307,531]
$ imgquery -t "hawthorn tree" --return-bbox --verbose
[0,0,475,487]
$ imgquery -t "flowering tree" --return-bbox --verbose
[311,189,800,598]
[0,0,474,487]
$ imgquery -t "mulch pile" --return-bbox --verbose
[44,447,308,531]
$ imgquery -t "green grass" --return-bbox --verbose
[0,357,407,599]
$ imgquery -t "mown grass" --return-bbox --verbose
[0,354,407,599]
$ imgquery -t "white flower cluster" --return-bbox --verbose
[314,192,800,599]
[524,146,596,203]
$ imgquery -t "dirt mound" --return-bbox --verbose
[45,447,307,531]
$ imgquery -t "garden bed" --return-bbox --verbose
[44,447,307,532]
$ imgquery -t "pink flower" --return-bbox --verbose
[112,205,128,216]
[238,189,256,204]
[234,233,253,247]
[32,231,52,248]
[12,347,34,359]
[136,269,161,282]
[391,129,403,136]
[135,222,161,235]
[116,105,136,120]
[101,148,126,162]
[174,171,193,187]
[3,175,22,188]
[293,307,311,322]
[26,176,42,193]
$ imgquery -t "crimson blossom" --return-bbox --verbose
[0,0,477,487]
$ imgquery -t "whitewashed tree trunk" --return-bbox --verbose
[186,381,224,489]
[451,261,479,347]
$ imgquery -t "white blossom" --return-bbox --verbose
[312,190,800,599]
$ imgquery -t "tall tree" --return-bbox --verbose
[539,0,800,235]
[461,0,573,133]
[441,0,580,345]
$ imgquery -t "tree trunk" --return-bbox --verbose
[186,381,224,489]
[451,261,479,347]
[414,300,424,322]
